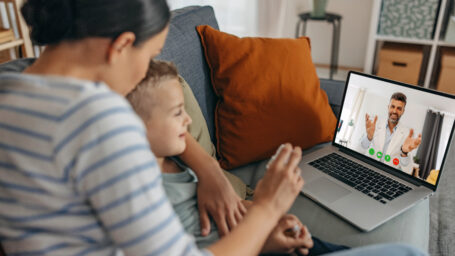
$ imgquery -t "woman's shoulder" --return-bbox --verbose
[1,72,144,136]
[54,79,143,134]
[0,72,130,113]
[0,72,119,100]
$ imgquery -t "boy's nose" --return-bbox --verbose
[184,112,192,126]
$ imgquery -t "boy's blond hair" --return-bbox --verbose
[126,60,180,121]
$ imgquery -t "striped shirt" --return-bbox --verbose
[0,73,211,256]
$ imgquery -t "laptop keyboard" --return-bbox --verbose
[309,153,412,204]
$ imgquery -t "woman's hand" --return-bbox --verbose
[197,169,247,237]
[261,214,314,255]
[206,144,304,256]
[253,143,304,219]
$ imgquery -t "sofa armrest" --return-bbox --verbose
[319,78,346,118]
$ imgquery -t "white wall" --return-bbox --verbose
[279,0,374,69]
[169,0,375,70]
[168,0,257,37]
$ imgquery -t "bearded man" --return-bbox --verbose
[360,92,422,175]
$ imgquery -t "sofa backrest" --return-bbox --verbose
[156,6,219,144]
[319,78,345,118]
[0,5,344,144]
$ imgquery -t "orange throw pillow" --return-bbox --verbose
[197,25,337,170]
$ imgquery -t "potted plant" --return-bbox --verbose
[312,0,328,18]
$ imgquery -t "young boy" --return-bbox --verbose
[126,60,355,255]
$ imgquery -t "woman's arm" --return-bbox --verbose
[208,203,278,255]
[207,144,304,256]
[178,133,246,236]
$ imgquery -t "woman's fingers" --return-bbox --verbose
[253,143,304,218]
[279,215,299,231]
[286,146,302,172]
[299,225,313,249]
[269,143,293,170]
[297,248,309,255]
[279,146,303,192]
[296,175,304,191]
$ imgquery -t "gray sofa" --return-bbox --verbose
[1,5,453,256]
[155,6,452,255]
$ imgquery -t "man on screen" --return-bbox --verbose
[360,92,422,175]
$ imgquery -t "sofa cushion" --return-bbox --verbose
[180,75,247,199]
[181,75,216,158]
[197,25,337,169]
[319,78,346,118]
[156,6,219,145]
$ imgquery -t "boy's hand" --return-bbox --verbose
[197,168,247,237]
[179,133,247,237]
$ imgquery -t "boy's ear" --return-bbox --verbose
[106,32,136,64]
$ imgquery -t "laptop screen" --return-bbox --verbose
[334,72,455,187]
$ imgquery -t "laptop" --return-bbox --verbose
[299,71,455,231]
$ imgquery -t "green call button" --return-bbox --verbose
[385,155,391,162]
[369,148,375,155]
[377,151,383,159]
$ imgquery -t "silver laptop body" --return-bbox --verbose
[300,71,455,231]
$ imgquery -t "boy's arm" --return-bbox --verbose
[178,133,247,237]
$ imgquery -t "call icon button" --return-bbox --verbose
[393,158,400,165]
[385,155,391,162]
[369,148,375,155]
[376,151,383,159]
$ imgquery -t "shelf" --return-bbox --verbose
[366,0,451,89]
[375,35,434,45]
[0,39,24,52]
[437,40,455,47]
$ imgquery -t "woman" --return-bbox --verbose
[0,1,426,256]
[0,0,304,255]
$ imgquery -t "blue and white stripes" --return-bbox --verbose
[0,73,210,256]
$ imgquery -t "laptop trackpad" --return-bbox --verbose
[306,177,351,203]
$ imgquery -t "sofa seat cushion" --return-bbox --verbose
[197,25,337,169]
[229,145,429,252]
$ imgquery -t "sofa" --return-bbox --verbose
[1,5,453,256]
[154,6,452,255]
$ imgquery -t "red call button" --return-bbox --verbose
[393,158,400,165]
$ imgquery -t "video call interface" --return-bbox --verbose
[334,73,455,185]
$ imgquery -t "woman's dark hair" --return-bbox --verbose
[21,0,170,46]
